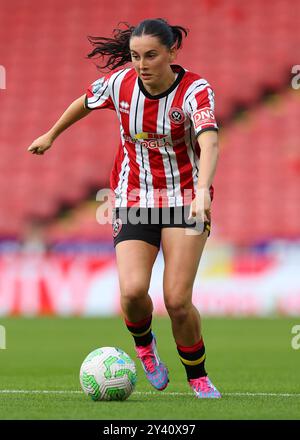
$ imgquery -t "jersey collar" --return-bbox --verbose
[137,65,185,100]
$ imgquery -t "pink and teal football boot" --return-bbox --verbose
[135,334,169,391]
[189,376,221,398]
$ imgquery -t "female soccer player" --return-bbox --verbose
[28,18,221,398]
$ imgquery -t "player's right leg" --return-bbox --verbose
[114,215,169,391]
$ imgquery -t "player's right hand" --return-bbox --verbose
[27,133,53,155]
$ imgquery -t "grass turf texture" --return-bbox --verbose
[0,317,299,420]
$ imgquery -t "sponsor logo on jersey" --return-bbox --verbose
[123,133,171,149]
[134,132,164,140]
[193,107,215,129]
[119,101,130,114]
[169,107,186,125]
[123,132,186,149]
[140,139,170,149]
[112,217,122,238]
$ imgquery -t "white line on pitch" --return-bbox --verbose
[0,390,299,397]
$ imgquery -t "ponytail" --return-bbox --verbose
[169,24,188,50]
[87,23,134,71]
[87,19,188,71]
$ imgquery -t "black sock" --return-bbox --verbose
[125,315,153,347]
[176,338,207,380]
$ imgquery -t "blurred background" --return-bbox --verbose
[0,0,299,317]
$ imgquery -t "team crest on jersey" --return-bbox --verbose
[169,107,186,125]
[112,218,122,238]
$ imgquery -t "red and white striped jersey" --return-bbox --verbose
[85,65,218,208]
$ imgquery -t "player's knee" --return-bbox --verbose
[120,280,149,304]
[164,297,191,322]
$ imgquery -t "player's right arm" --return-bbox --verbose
[27,94,91,155]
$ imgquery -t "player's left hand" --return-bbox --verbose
[188,187,211,223]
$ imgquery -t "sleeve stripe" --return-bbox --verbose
[183,81,208,108]
[192,87,215,113]
[87,84,109,106]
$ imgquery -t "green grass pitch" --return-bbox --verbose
[0,316,299,420]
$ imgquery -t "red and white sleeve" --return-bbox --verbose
[85,75,115,111]
[185,83,218,137]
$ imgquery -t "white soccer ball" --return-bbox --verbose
[79,347,137,401]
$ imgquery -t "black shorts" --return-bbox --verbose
[112,206,211,249]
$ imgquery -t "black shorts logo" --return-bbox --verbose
[169,107,185,125]
[112,218,122,238]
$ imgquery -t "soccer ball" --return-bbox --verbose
[79,347,137,401]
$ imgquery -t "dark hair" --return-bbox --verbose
[87,18,188,71]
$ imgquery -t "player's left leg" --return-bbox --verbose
[161,227,221,398]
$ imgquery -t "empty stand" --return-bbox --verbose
[213,90,300,244]
[0,0,299,243]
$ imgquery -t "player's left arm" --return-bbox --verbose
[197,129,219,190]
[189,130,219,222]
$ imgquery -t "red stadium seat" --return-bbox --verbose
[0,0,300,242]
